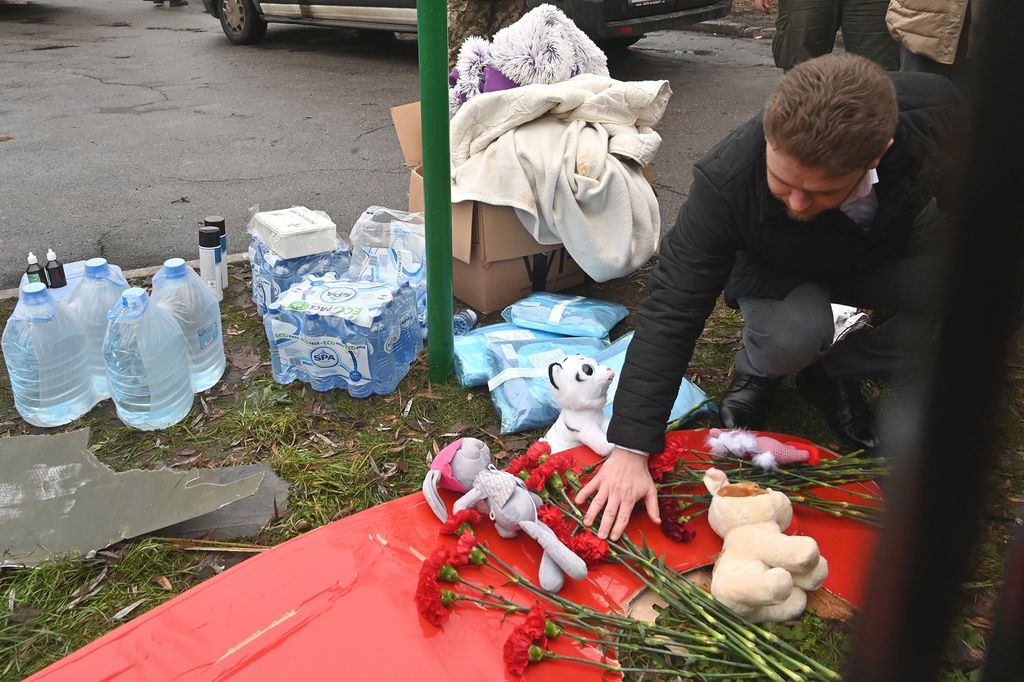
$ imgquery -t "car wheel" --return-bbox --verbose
[219,0,267,45]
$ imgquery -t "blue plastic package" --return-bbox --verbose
[596,331,715,427]
[454,323,564,388]
[249,234,351,316]
[501,293,628,338]
[486,336,608,434]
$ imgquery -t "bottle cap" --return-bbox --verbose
[204,216,226,236]
[199,226,221,248]
[110,287,149,320]
[162,257,188,278]
[21,281,48,302]
[27,252,38,265]
[46,249,57,262]
[84,257,109,278]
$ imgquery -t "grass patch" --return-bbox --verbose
[0,262,1021,679]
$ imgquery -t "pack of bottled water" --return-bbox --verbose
[346,207,427,338]
[248,234,351,316]
[264,273,422,397]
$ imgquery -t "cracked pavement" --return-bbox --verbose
[0,0,777,285]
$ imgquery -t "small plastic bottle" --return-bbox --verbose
[44,249,67,288]
[25,252,45,286]
[453,309,478,336]
[67,258,129,399]
[152,257,226,393]
[2,282,95,426]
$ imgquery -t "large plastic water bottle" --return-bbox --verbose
[2,282,95,427]
[104,287,194,430]
[152,258,226,393]
[67,258,128,399]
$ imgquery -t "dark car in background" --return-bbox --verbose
[204,0,732,48]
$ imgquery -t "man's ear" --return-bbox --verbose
[868,138,894,170]
[548,362,562,390]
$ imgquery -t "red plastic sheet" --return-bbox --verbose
[32,430,879,681]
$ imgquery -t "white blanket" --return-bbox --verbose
[449,75,672,283]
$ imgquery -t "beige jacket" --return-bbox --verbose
[886,0,970,64]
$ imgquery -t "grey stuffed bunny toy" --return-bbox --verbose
[454,465,588,592]
[422,438,588,592]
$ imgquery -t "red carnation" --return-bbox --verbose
[452,532,478,567]
[537,505,573,543]
[506,440,551,475]
[570,531,609,566]
[503,604,550,678]
[415,547,452,626]
[658,497,696,543]
[440,508,481,535]
[648,448,681,482]
[525,459,556,491]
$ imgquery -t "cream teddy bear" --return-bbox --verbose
[543,355,615,455]
[703,468,828,623]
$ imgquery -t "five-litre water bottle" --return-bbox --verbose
[2,282,96,427]
[67,258,128,399]
[104,287,194,430]
[152,258,226,393]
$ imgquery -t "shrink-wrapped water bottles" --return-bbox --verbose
[152,258,226,393]
[67,258,129,399]
[248,234,351,316]
[2,283,95,427]
[103,288,194,430]
[264,273,421,397]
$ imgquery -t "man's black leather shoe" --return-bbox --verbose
[718,372,780,430]
[796,364,879,452]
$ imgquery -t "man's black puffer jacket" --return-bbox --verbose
[607,72,964,454]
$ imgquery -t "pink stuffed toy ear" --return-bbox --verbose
[430,438,469,492]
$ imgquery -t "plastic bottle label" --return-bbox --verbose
[253,270,278,310]
[270,321,370,385]
[27,273,41,284]
[197,323,219,350]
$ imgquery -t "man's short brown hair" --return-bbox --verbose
[763,54,898,176]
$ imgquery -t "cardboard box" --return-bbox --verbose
[390,101,585,313]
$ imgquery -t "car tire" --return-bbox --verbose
[219,0,267,45]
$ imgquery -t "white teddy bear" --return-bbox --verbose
[543,355,615,455]
[703,468,828,623]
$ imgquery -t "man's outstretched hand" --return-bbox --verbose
[574,447,660,541]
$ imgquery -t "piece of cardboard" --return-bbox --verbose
[392,100,582,312]
[453,247,584,314]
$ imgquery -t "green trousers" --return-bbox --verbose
[773,0,899,71]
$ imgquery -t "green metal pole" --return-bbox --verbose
[417,0,454,382]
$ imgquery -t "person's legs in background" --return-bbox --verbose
[773,0,841,70]
[720,282,834,429]
[839,0,900,70]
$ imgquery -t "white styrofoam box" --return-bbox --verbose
[251,206,339,259]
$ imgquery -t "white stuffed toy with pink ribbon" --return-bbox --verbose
[707,428,821,470]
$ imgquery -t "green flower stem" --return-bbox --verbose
[664,397,716,433]
[613,536,838,681]
[543,651,768,680]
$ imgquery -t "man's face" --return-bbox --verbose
[764,142,878,222]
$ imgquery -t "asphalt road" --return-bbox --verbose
[0,0,779,288]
